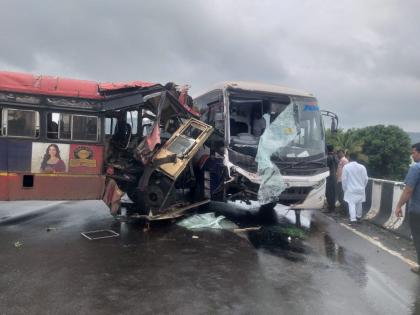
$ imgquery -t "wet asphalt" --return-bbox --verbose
[1,200,420,315]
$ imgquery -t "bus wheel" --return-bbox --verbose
[130,177,176,215]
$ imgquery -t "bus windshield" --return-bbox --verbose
[228,94,325,160]
[278,96,325,159]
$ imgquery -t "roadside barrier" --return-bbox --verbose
[364,178,411,240]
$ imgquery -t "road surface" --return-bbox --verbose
[0,200,419,314]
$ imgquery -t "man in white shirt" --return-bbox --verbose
[342,153,368,223]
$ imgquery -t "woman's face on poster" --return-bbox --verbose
[49,145,57,157]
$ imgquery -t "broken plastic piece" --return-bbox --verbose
[177,213,233,230]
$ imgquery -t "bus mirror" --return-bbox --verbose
[331,119,337,133]
[321,110,339,133]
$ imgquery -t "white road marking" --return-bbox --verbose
[340,222,417,268]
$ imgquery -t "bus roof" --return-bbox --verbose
[0,71,158,100]
[197,81,314,98]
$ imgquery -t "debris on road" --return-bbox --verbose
[81,229,120,240]
[233,227,261,233]
[177,213,237,230]
[14,241,23,248]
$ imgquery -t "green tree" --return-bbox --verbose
[326,128,364,158]
[355,125,411,180]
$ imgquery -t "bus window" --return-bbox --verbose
[47,113,60,139]
[73,115,98,141]
[105,117,117,135]
[59,114,71,140]
[208,102,224,133]
[47,113,99,141]
[126,110,138,135]
[6,109,39,138]
[193,89,222,123]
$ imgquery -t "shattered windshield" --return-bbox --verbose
[228,95,324,159]
[277,96,325,159]
[255,96,325,203]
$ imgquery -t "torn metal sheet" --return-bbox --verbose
[177,212,238,230]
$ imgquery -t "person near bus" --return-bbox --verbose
[395,142,420,275]
[325,144,338,212]
[336,149,349,212]
[40,144,66,173]
[341,152,368,224]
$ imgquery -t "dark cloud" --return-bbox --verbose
[0,0,419,131]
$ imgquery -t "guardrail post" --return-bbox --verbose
[365,179,383,221]
[384,182,411,239]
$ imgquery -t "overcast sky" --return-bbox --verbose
[0,0,419,131]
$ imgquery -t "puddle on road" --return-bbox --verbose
[312,231,368,288]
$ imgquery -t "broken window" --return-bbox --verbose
[193,89,223,124]
[208,102,224,133]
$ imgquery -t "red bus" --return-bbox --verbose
[0,71,211,219]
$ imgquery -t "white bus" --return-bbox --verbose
[194,81,337,224]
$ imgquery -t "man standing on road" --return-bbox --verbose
[326,144,338,212]
[342,153,368,224]
[336,149,349,213]
[395,142,420,275]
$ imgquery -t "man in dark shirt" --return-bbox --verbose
[325,144,338,212]
[395,142,420,274]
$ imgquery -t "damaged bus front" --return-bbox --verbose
[194,82,337,218]
[102,85,214,220]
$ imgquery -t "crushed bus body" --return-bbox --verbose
[0,71,212,219]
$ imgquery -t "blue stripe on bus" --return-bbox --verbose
[303,105,319,111]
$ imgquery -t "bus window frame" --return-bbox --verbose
[46,111,101,143]
[72,114,100,142]
[1,107,40,139]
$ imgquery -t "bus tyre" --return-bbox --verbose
[130,177,176,215]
